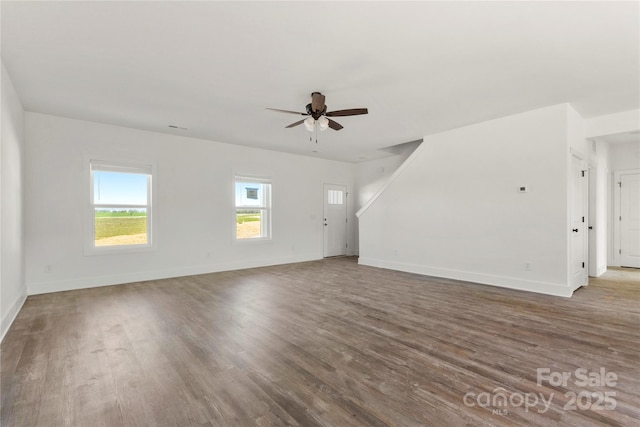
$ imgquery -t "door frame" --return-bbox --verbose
[613,169,640,266]
[570,149,590,290]
[323,183,348,257]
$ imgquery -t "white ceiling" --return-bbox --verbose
[2,1,639,162]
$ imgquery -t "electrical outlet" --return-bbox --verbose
[45,264,52,273]
[524,262,532,271]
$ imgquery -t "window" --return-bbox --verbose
[89,160,153,251]
[235,176,271,239]
[328,189,344,205]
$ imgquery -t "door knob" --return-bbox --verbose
[572,228,579,232]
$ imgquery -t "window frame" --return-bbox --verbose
[234,175,272,241]
[85,159,155,255]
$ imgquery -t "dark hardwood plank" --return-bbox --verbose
[1,258,638,426]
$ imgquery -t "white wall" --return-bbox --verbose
[24,113,355,294]
[356,156,411,211]
[15,105,636,301]
[609,140,640,171]
[353,142,421,254]
[1,63,27,340]
[358,104,576,296]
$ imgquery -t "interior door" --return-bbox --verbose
[570,154,589,289]
[323,184,347,257]
[619,172,640,268]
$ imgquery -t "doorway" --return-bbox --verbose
[323,184,348,257]
[614,170,640,268]
[570,153,589,290]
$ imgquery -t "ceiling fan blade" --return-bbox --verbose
[326,108,368,117]
[266,108,307,116]
[327,118,343,131]
[311,92,325,113]
[285,119,306,128]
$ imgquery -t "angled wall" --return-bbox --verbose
[353,140,422,254]
[358,104,576,296]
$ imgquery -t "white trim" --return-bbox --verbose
[27,253,320,295]
[613,168,640,266]
[235,175,272,184]
[85,158,157,255]
[234,175,272,241]
[323,183,348,257]
[358,257,574,298]
[568,148,590,288]
[356,141,425,218]
[1,293,27,343]
[89,159,153,175]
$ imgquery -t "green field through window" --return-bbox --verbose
[94,209,147,246]
[236,210,261,239]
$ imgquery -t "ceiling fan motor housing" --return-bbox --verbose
[306,103,327,119]
[267,92,367,131]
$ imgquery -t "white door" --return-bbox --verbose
[619,172,640,268]
[323,184,347,257]
[570,155,589,289]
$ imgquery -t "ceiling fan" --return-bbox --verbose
[267,92,368,131]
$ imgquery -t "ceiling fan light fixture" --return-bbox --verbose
[318,116,329,131]
[304,116,315,131]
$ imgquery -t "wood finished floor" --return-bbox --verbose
[1,257,639,426]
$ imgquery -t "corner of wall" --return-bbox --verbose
[355,141,426,218]
[1,61,28,341]
[1,294,27,342]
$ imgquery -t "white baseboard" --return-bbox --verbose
[358,257,573,297]
[28,253,321,295]
[1,292,27,343]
